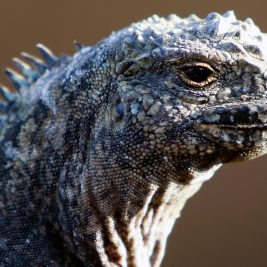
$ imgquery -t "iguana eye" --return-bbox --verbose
[178,63,217,88]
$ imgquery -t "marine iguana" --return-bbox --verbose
[0,10,266,267]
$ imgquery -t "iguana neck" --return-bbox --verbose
[73,165,221,267]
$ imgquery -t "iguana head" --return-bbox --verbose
[100,11,267,181]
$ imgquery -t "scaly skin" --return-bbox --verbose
[0,11,267,267]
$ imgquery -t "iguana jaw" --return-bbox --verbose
[194,102,267,158]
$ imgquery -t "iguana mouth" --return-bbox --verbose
[196,122,267,151]
[197,102,267,127]
[193,103,267,149]
[200,123,267,131]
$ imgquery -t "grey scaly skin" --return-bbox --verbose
[0,10,267,267]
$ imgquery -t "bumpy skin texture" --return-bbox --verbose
[0,11,267,267]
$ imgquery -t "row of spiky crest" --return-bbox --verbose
[0,42,84,115]
[127,11,266,62]
[0,44,58,114]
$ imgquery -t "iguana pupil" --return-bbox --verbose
[183,66,213,83]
